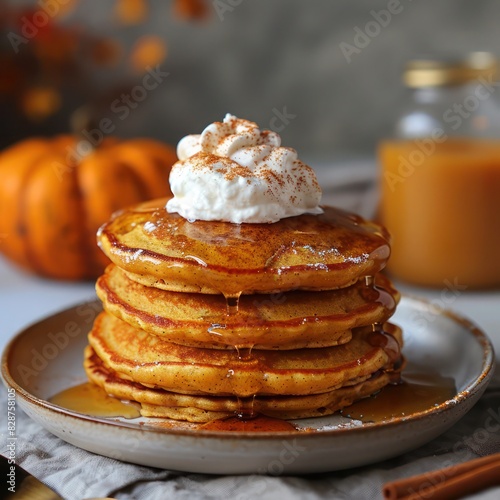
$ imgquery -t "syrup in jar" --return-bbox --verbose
[379,52,500,288]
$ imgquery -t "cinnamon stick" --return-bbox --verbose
[383,452,500,500]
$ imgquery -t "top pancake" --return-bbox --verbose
[98,198,390,294]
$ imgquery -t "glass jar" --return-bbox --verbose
[379,52,500,288]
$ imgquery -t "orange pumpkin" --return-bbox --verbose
[0,135,176,280]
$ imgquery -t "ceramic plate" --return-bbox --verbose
[1,296,495,474]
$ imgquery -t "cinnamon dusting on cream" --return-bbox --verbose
[166,114,323,224]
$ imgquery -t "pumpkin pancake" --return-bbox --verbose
[84,345,402,422]
[97,199,390,295]
[88,312,402,397]
[96,264,399,350]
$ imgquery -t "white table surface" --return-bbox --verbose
[0,256,96,356]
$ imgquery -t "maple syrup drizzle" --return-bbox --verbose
[368,323,401,364]
[208,323,226,337]
[235,345,254,360]
[235,395,257,419]
[340,371,456,423]
[200,415,298,432]
[49,383,141,419]
[205,275,403,424]
[225,293,241,316]
[360,278,396,311]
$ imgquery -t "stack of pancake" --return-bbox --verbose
[85,198,403,422]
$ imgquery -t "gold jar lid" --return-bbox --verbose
[403,52,498,87]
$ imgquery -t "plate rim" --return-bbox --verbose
[1,294,495,440]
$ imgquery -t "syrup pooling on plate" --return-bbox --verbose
[49,382,141,419]
[200,415,299,432]
[340,370,457,423]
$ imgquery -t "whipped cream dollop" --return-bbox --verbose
[166,114,323,223]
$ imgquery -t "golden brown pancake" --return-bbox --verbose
[88,311,402,397]
[97,198,390,295]
[96,264,399,350]
[84,345,401,422]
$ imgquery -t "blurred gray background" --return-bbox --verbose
[3,0,500,161]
